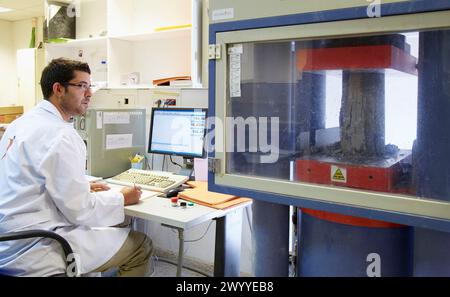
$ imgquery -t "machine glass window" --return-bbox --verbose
[225,29,450,203]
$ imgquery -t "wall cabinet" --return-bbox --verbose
[17,48,45,112]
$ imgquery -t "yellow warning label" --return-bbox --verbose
[333,169,345,180]
[331,165,347,183]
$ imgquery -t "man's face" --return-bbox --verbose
[60,70,92,117]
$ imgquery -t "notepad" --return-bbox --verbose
[106,183,160,201]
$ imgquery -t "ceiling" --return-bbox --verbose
[0,0,44,21]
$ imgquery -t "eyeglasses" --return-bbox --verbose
[63,82,94,92]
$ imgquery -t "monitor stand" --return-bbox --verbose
[178,157,194,180]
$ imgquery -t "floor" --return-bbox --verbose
[101,255,209,277]
[103,255,295,277]
[150,257,206,277]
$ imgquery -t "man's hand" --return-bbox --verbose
[121,186,142,205]
[90,182,111,193]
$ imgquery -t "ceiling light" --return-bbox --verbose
[0,7,13,13]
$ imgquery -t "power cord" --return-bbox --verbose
[146,155,153,170]
[184,221,214,243]
[170,155,183,168]
[170,221,214,243]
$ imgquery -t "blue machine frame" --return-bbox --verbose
[208,0,450,232]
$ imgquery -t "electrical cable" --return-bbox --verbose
[170,155,183,168]
[146,155,152,170]
[184,221,214,243]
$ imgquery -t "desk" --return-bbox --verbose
[122,189,251,277]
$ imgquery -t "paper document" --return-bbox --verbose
[106,134,133,150]
[212,8,234,21]
[103,112,130,124]
[86,175,103,182]
[106,183,160,201]
[229,45,243,97]
[96,112,103,129]
[194,158,208,181]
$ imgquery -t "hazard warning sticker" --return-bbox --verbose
[331,165,347,183]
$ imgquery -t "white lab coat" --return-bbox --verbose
[0,100,129,276]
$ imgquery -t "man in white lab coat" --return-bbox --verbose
[0,58,153,277]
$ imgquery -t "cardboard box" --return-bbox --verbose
[0,106,24,124]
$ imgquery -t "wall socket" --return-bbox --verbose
[114,95,136,107]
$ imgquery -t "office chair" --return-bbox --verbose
[0,230,77,277]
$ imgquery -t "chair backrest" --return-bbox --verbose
[0,229,77,277]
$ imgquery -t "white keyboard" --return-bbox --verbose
[106,169,188,193]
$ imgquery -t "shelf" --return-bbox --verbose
[45,27,191,46]
[109,27,191,42]
[102,85,201,91]
[45,0,200,88]
[104,85,154,90]
[45,37,108,48]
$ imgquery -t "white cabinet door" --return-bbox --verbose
[17,48,45,113]
[17,49,37,113]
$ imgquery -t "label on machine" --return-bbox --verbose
[331,165,347,183]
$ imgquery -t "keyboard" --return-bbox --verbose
[106,169,189,193]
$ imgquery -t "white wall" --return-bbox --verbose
[202,0,209,88]
[12,17,45,110]
[0,17,43,107]
[12,17,44,54]
[0,20,17,106]
[12,19,33,50]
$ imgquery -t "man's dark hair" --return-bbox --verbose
[40,58,91,100]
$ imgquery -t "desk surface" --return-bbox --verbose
[106,182,251,229]
[125,197,219,229]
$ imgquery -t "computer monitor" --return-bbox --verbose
[148,108,208,159]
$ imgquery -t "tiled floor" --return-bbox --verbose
[150,258,207,277]
[100,255,211,277]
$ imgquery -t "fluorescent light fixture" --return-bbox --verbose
[0,6,13,13]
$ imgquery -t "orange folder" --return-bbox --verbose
[152,76,191,86]
[180,181,252,209]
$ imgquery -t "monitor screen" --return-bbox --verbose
[148,108,208,158]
